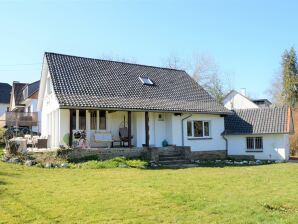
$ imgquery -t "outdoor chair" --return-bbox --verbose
[119,127,133,147]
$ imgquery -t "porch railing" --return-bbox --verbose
[5,112,38,127]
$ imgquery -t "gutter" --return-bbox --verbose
[221,132,228,158]
[181,114,192,146]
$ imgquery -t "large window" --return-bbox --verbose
[187,120,210,138]
[99,111,106,130]
[90,110,97,130]
[246,137,263,151]
[79,110,86,130]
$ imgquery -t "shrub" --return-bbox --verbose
[125,159,148,168]
[0,128,6,144]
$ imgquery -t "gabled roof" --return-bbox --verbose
[27,80,40,98]
[12,82,27,106]
[44,52,230,114]
[0,82,11,104]
[224,107,292,135]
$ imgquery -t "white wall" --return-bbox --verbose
[0,103,8,117]
[226,134,290,161]
[183,114,226,151]
[223,91,258,110]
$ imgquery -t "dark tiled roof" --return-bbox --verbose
[27,81,40,97]
[45,52,230,114]
[0,82,11,104]
[13,82,27,105]
[224,107,290,135]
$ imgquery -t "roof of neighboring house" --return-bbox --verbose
[26,80,40,98]
[0,82,11,104]
[224,107,291,135]
[13,82,27,106]
[45,52,230,114]
[252,99,272,106]
[12,81,40,106]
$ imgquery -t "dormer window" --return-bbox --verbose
[139,77,154,86]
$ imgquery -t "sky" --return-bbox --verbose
[0,0,298,99]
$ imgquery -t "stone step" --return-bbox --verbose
[158,159,190,165]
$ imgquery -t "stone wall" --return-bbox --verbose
[190,150,227,160]
[67,147,145,161]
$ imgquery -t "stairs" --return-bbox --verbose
[158,147,190,166]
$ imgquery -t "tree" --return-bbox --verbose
[163,54,230,103]
[282,47,298,106]
[267,70,284,106]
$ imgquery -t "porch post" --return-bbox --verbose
[128,111,132,148]
[145,111,149,147]
[69,109,74,147]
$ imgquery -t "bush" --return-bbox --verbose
[0,128,6,144]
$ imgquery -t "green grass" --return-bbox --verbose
[1,148,298,223]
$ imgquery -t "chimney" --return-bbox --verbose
[239,88,246,96]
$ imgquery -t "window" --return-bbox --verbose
[139,77,154,85]
[99,111,106,130]
[79,110,86,130]
[71,110,76,130]
[246,137,263,151]
[90,110,97,130]
[187,120,210,138]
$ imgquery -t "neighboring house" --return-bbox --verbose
[223,90,259,110]
[0,82,11,127]
[252,99,272,108]
[38,52,231,159]
[7,81,40,132]
[224,107,293,160]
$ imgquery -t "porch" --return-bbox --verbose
[49,109,180,149]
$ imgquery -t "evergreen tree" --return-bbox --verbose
[282,47,298,106]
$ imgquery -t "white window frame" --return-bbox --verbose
[246,136,263,152]
[187,120,211,139]
[139,77,154,85]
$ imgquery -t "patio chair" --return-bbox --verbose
[119,127,133,147]
[24,134,32,147]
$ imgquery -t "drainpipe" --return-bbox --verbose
[181,114,192,146]
[221,132,228,158]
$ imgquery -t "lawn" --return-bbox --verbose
[1,152,298,223]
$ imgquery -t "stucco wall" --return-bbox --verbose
[0,103,8,117]
[223,92,258,110]
[226,134,290,160]
[183,114,226,151]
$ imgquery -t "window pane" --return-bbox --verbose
[204,122,209,136]
[255,137,263,149]
[71,110,76,130]
[246,137,254,149]
[193,121,203,137]
[99,111,106,130]
[187,121,192,137]
[79,110,86,130]
[90,111,97,130]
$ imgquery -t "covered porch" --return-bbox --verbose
[47,109,181,149]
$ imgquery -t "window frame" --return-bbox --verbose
[246,136,263,152]
[187,120,211,139]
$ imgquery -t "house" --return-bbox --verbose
[37,52,231,160]
[0,82,11,127]
[7,81,41,132]
[223,89,272,110]
[224,107,293,160]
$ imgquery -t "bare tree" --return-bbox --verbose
[267,70,284,106]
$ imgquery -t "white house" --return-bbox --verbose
[37,52,231,160]
[223,90,260,110]
[0,82,11,127]
[7,81,41,132]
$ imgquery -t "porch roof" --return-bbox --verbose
[45,52,231,115]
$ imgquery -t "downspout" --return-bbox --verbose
[221,131,228,158]
[181,114,192,146]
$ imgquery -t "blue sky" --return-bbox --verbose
[0,0,297,99]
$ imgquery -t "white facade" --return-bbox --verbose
[223,90,259,110]
[226,134,290,161]
[0,103,9,117]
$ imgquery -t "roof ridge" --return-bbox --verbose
[45,52,186,73]
[233,106,287,112]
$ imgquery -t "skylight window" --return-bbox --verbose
[139,77,154,85]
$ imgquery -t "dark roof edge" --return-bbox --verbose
[223,131,291,135]
[59,105,232,115]
[45,52,186,73]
